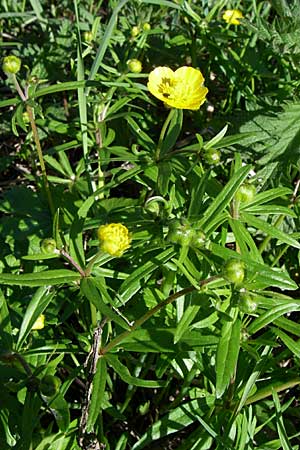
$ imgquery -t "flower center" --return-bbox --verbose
[158,77,176,98]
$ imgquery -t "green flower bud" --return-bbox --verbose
[83,31,93,43]
[204,148,221,165]
[127,58,142,73]
[223,259,245,285]
[2,55,21,74]
[142,22,151,31]
[167,219,194,246]
[191,230,206,249]
[131,26,140,38]
[238,292,257,314]
[40,375,61,397]
[22,111,30,124]
[235,184,256,203]
[40,238,57,254]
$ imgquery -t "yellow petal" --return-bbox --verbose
[147,66,208,110]
[32,314,45,330]
[222,9,244,25]
[147,67,176,103]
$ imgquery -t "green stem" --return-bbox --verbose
[100,275,220,355]
[11,74,54,216]
[155,108,175,161]
[84,249,104,277]
[60,249,86,277]
[26,105,55,216]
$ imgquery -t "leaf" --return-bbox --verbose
[86,357,107,432]
[0,270,81,287]
[118,327,218,352]
[80,278,131,330]
[157,161,172,196]
[0,288,12,351]
[216,309,241,398]
[160,108,183,156]
[273,390,294,450]
[105,354,165,388]
[236,102,300,167]
[198,165,251,232]
[48,394,70,432]
[241,212,300,249]
[118,248,176,305]
[272,327,300,358]
[16,286,55,350]
[210,243,298,291]
[131,397,213,450]
[174,293,200,344]
[248,303,300,335]
[203,125,228,150]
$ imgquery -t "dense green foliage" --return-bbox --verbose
[1,0,300,449]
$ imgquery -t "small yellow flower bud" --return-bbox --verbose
[40,238,57,254]
[2,55,21,74]
[142,22,151,31]
[83,31,93,43]
[127,58,143,73]
[131,26,140,38]
[32,314,45,331]
[97,223,131,257]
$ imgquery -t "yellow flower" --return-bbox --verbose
[97,223,131,257]
[222,9,244,25]
[32,314,45,331]
[147,66,208,110]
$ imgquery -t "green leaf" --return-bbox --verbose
[272,327,300,358]
[160,108,183,156]
[157,161,172,196]
[88,0,130,85]
[0,289,12,351]
[239,187,292,209]
[198,165,251,232]
[0,270,81,287]
[80,278,131,330]
[216,309,241,398]
[203,125,228,150]
[273,391,295,450]
[86,357,107,432]
[48,394,70,432]
[118,327,218,352]
[241,212,300,250]
[248,303,300,335]
[210,243,298,291]
[174,293,200,344]
[229,218,264,263]
[131,397,213,450]
[105,354,165,388]
[16,286,55,350]
[118,248,176,305]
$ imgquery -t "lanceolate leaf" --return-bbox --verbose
[0,270,81,287]
[86,357,107,432]
[131,397,213,450]
[216,309,241,398]
[17,286,56,350]
[198,165,251,232]
[248,303,300,335]
[105,354,166,388]
[241,212,300,250]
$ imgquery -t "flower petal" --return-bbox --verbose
[147,67,176,103]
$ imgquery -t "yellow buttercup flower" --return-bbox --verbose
[32,314,45,330]
[97,223,131,257]
[222,9,244,25]
[147,66,208,110]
